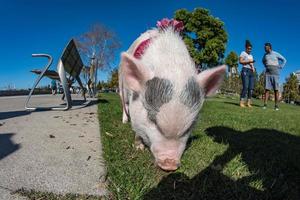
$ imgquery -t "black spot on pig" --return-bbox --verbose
[144,77,173,122]
[132,91,139,101]
[180,77,203,108]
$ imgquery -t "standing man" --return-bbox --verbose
[262,43,286,110]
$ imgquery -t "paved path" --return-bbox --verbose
[0,94,106,199]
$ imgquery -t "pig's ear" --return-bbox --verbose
[120,52,154,92]
[196,65,226,97]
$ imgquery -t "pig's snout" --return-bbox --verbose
[156,159,180,171]
[151,142,185,171]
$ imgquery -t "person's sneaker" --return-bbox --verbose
[275,105,279,111]
[262,104,267,109]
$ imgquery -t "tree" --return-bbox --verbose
[76,23,120,95]
[220,74,242,95]
[225,51,238,76]
[96,69,119,92]
[283,73,299,103]
[219,51,240,95]
[108,68,119,89]
[81,66,90,85]
[97,81,107,90]
[253,72,265,99]
[174,8,228,69]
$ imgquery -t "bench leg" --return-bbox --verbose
[57,59,72,110]
[75,75,86,101]
[25,54,53,111]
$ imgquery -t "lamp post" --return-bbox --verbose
[90,52,96,97]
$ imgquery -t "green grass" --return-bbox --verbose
[99,93,300,200]
[15,189,103,200]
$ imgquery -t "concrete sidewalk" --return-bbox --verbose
[0,94,106,199]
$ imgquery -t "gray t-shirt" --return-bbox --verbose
[262,51,287,75]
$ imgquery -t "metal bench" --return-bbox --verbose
[25,39,86,111]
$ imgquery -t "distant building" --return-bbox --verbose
[295,70,300,93]
[228,67,239,77]
[295,70,300,82]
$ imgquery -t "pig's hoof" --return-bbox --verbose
[135,143,145,151]
[122,113,129,123]
[122,115,129,123]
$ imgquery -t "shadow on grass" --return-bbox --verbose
[186,134,201,149]
[0,133,21,160]
[144,127,300,200]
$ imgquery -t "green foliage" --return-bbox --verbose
[283,73,300,103]
[225,51,238,72]
[220,52,241,95]
[174,8,228,69]
[96,68,119,90]
[108,68,119,89]
[220,75,242,95]
[253,72,265,99]
[97,81,108,90]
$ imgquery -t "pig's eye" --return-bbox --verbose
[181,120,197,138]
[132,91,139,101]
[181,126,192,137]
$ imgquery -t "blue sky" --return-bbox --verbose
[0,0,299,89]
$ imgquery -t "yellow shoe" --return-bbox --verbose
[240,100,246,108]
[247,100,252,108]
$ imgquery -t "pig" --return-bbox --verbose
[119,26,226,171]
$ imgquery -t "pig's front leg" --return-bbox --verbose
[135,135,145,151]
[122,103,129,123]
[119,75,130,124]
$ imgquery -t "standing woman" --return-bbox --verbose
[239,40,255,107]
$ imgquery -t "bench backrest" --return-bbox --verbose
[60,39,83,77]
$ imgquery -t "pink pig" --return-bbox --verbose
[119,25,226,171]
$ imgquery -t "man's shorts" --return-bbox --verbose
[265,75,280,90]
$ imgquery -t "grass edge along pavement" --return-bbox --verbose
[99,93,300,200]
[15,189,104,200]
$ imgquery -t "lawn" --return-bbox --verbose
[99,93,300,200]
